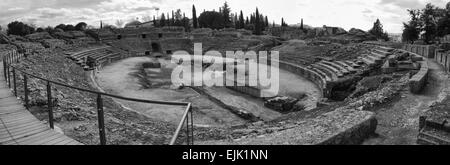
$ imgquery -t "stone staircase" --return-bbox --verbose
[306,46,394,85]
[66,46,121,71]
[417,128,450,145]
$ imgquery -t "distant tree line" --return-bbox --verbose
[154,9,190,31]
[6,21,88,36]
[402,2,450,44]
[152,2,273,35]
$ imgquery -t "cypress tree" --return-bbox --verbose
[300,18,304,29]
[160,13,166,27]
[192,5,198,28]
[255,8,261,35]
[239,11,245,29]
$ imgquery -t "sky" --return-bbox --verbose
[0,0,448,33]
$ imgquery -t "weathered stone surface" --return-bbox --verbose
[142,62,161,68]
[264,96,299,112]
[199,108,377,145]
[0,32,10,44]
[25,32,53,41]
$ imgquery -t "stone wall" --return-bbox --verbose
[398,49,430,93]
[199,108,377,145]
[435,50,450,73]
[275,59,330,97]
[403,44,436,58]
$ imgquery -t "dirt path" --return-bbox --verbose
[363,60,449,145]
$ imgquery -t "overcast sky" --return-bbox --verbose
[0,0,448,33]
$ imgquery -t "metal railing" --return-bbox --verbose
[1,50,194,145]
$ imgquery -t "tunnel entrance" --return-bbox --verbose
[151,43,162,53]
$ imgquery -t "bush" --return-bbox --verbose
[198,11,225,30]
[7,21,35,36]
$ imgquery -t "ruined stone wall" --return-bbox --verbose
[268,27,305,39]
[398,49,430,93]
[199,108,377,145]
[403,44,436,58]
[159,38,192,53]
[435,50,450,73]
[440,34,450,43]
[272,59,330,97]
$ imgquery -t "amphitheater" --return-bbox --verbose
[0,26,449,145]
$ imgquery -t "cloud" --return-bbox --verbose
[1,0,449,33]
[379,0,423,9]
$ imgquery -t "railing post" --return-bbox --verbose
[190,106,194,145]
[47,81,54,129]
[7,66,11,88]
[3,60,7,82]
[96,94,106,145]
[186,110,190,145]
[24,74,29,109]
[13,68,17,96]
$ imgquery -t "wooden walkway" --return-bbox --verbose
[0,63,82,145]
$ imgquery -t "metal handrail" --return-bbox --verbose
[2,50,194,145]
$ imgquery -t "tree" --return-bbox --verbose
[198,11,225,29]
[300,18,304,29]
[160,13,166,27]
[64,24,75,31]
[221,2,232,28]
[254,8,262,35]
[421,3,439,44]
[369,19,389,41]
[402,9,422,43]
[44,26,54,33]
[239,11,245,29]
[193,5,198,28]
[75,22,87,31]
[172,9,183,26]
[36,27,45,33]
[55,24,66,31]
[437,2,450,37]
[7,21,35,36]
[281,18,288,27]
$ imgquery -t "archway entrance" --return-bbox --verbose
[151,43,162,53]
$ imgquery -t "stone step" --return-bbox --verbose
[364,54,382,63]
[90,53,111,60]
[76,60,84,65]
[377,46,395,52]
[335,61,357,73]
[321,61,350,75]
[311,64,339,81]
[344,61,361,68]
[417,129,450,145]
[316,63,344,77]
[371,52,387,59]
[373,49,392,56]
[71,48,110,59]
[309,67,332,82]
[358,57,376,67]
[417,137,439,145]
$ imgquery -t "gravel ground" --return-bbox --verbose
[363,60,449,145]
